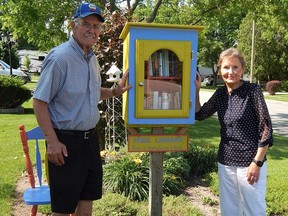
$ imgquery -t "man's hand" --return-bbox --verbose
[113,69,132,96]
[47,140,68,166]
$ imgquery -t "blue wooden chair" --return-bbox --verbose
[19,125,50,216]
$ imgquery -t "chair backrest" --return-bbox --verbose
[19,125,46,188]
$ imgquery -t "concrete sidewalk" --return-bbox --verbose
[199,91,288,137]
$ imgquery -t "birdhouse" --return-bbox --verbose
[106,65,122,83]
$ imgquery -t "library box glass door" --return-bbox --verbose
[135,40,192,118]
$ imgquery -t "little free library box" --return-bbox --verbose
[119,22,203,152]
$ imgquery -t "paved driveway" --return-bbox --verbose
[199,91,288,137]
[265,99,288,137]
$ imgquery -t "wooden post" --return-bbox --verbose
[149,127,164,216]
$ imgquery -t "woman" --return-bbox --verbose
[195,48,273,215]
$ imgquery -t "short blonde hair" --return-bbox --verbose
[217,48,245,70]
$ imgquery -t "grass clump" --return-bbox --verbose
[103,152,150,201]
[93,192,202,216]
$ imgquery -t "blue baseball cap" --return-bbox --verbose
[73,2,105,22]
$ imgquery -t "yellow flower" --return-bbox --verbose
[133,158,142,165]
[100,150,107,158]
[170,175,177,180]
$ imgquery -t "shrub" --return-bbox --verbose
[281,80,288,92]
[102,151,191,201]
[163,152,190,179]
[266,80,281,95]
[103,152,150,201]
[163,153,190,195]
[0,76,32,108]
[183,144,217,175]
[23,54,32,71]
[103,144,218,202]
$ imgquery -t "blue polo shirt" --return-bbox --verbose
[33,36,101,131]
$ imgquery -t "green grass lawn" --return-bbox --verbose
[0,78,287,215]
[201,83,288,102]
[265,93,288,102]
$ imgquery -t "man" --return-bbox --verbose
[33,2,131,215]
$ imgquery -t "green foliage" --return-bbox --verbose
[103,152,150,201]
[93,192,202,216]
[238,2,288,82]
[197,1,247,71]
[95,9,127,75]
[202,172,219,196]
[93,192,139,215]
[162,195,202,216]
[0,42,20,69]
[162,153,190,195]
[1,0,110,51]
[202,196,218,206]
[22,54,32,71]
[103,151,193,201]
[0,76,32,108]
[183,144,217,175]
[281,80,288,92]
[103,146,217,201]
[265,80,281,95]
[163,153,190,179]
[93,9,128,150]
[1,0,73,50]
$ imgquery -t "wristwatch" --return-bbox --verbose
[252,158,264,167]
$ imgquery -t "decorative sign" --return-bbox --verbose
[128,134,189,152]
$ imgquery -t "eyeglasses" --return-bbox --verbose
[76,20,102,31]
[221,65,241,72]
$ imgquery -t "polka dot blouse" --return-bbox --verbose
[196,81,273,167]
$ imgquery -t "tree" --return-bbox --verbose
[237,1,288,82]
[94,9,128,150]
[194,0,249,85]
[0,41,20,69]
[0,0,154,50]
[1,0,79,50]
[1,0,236,50]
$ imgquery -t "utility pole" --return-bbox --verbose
[250,19,255,83]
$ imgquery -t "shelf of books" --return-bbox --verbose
[144,49,182,111]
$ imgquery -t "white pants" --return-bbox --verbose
[218,162,267,216]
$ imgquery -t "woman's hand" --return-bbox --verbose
[195,72,202,93]
[247,162,261,184]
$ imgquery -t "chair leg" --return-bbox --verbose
[30,205,37,216]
